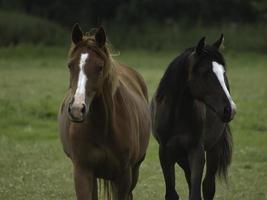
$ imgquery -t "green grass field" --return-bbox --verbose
[0,46,267,200]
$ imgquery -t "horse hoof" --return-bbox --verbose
[165,192,179,200]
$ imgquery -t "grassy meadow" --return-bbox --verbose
[0,45,267,200]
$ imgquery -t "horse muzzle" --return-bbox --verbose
[68,100,87,123]
[222,101,237,123]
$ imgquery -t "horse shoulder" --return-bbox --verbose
[151,95,174,145]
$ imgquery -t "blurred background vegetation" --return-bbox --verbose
[0,0,267,51]
[1,1,267,199]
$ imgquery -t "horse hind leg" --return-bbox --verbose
[159,145,179,200]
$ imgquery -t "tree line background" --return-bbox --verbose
[1,0,267,26]
[0,0,266,50]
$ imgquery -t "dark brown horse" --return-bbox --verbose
[151,35,236,200]
[58,24,150,200]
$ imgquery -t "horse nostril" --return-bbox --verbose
[81,103,86,114]
[223,106,231,121]
[68,103,72,113]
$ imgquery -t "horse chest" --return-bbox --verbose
[204,108,226,149]
[168,128,202,150]
[167,107,205,149]
[69,130,129,179]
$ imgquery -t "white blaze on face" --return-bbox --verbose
[212,61,236,111]
[74,53,89,103]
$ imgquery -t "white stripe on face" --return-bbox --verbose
[212,61,236,110]
[74,53,89,102]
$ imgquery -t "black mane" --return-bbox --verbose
[156,48,194,102]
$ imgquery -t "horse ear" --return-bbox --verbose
[95,26,106,47]
[72,23,83,45]
[213,34,224,50]
[196,37,206,55]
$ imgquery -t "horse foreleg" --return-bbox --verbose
[177,156,191,196]
[188,145,205,200]
[159,145,179,200]
[128,166,139,200]
[114,167,132,200]
[128,157,144,200]
[202,147,219,200]
[73,164,94,200]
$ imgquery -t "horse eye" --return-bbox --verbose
[68,63,73,69]
[96,65,103,73]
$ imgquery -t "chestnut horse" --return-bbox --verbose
[58,24,150,200]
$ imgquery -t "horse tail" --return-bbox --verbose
[98,179,113,200]
[216,124,233,181]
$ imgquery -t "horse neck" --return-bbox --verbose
[166,64,195,117]
[178,89,195,112]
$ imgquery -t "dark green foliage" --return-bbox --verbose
[0,1,266,51]
[0,10,68,46]
[0,9,266,52]
[0,0,266,27]
[105,22,267,52]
